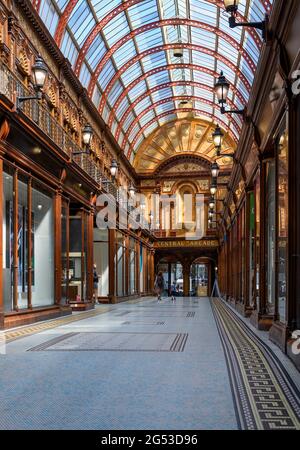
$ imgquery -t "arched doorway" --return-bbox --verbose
[156,258,183,296]
[190,257,216,297]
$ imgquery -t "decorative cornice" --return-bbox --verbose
[15,0,61,60]
[154,153,212,175]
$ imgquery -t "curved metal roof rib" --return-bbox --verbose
[107,62,249,144]
[121,95,242,147]
[113,80,245,141]
[35,0,273,160]
[127,107,239,158]
[87,18,257,99]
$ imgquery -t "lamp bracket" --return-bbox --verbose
[220,105,246,116]
[72,149,90,156]
[102,178,115,185]
[16,90,42,109]
[216,152,239,163]
[229,14,269,42]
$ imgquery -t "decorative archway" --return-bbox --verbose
[133,118,235,174]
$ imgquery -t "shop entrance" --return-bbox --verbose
[190,258,215,297]
[68,206,90,303]
[157,260,183,297]
[190,264,208,296]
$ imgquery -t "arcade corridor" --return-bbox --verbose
[1,296,299,430]
[1,0,300,434]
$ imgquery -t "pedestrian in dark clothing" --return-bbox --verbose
[171,281,176,303]
[93,263,99,303]
[154,271,165,302]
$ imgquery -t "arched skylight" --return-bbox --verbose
[34,0,273,160]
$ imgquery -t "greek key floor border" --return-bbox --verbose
[211,298,300,430]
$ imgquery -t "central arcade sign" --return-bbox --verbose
[154,239,219,249]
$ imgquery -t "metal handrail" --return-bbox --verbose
[0,61,81,157]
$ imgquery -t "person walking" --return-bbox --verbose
[93,263,99,303]
[154,271,165,302]
[171,281,177,303]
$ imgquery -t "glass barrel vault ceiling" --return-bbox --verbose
[34,0,273,163]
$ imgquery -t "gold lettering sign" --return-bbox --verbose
[154,240,219,248]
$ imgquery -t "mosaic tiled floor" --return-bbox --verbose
[0,297,237,430]
[211,298,300,430]
[0,296,299,430]
[28,331,188,352]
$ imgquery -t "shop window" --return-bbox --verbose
[31,182,54,307]
[140,242,144,293]
[277,127,288,323]
[146,250,151,292]
[2,170,13,312]
[240,205,246,303]
[2,175,30,310]
[115,231,125,297]
[190,263,208,297]
[69,211,88,302]
[265,160,276,315]
[61,201,69,304]
[129,238,136,295]
[248,192,255,306]
[255,173,261,309]
[93,228,109,297]
[17,176,29,309]
[2,170,55,311]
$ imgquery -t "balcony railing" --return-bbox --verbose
[72,153,102,184]
[0,61,79,157]
[0,62,119,200]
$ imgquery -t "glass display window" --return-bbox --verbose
[69,210,87,302]
[129,238,136,295]
[248,191,255,307]
[93,228,109,297]
[2,167,14,312]
[2,167,55,311]
[265,160,276,315]
[61,200,69,304]
[31,181,54,307]
[276,122,288,323]
[115,231,126,297]
[254,172,261,309]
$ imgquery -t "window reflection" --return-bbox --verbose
[2,169,54,311]
[277,128,288,323]
[93,229,109,298]
[129,238,136,295]
[266,160,276,315]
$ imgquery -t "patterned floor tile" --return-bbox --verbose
[211,298,300,430]
[0,297,237,430]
